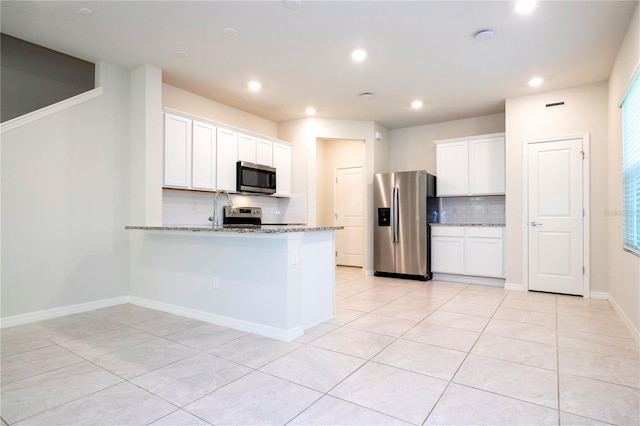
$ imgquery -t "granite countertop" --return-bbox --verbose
[430,223,505,227]
[125,225,343,233]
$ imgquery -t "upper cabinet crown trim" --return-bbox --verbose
[162,107,291,146]
[433,132,505,145]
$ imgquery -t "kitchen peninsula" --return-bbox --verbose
[126,225,342,341]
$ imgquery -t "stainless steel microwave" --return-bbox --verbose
[236,161,277,194]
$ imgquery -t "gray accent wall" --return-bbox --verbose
[1,33,95,122]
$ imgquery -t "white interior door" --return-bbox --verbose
[527,138,584,295]
[335,167,364,267]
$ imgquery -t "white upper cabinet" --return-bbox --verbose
[273,142,291,196]
[435,133,505,196]
[256,138,273,166]
[163,109,291,196]
[436,141,469,196]
[191,121,217,190]
[469,137,506,195]
[164,113,192,188]
[216,127,238,192]
[237,133,257,163]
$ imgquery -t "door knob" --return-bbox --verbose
[530,221,543,227]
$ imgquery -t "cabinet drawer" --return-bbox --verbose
[431,226,465,237]
[466,227,503,238]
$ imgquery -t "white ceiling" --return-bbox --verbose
[1,1,637,130]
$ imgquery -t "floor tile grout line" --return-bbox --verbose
[423,287,509,423]
[4,270,638,425]
[5,379,128,425]
[149,407,212,426]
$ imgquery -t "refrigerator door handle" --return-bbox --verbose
[393,186,399,243]
[391,187,396,243]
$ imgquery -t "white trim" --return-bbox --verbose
[0,87,104,134]
[608,294,640,343]
[433,132,505,145]
[0,296,128,328]
[433,273,505,287]
[163,107,290,148]
[589,291,609,300]
[504,282,525,291]
[618,61,640,107]
[522,133,591,298]
[129,296,304,342]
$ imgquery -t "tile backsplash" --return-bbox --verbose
[440,196,505,224]
[162,189,307,225]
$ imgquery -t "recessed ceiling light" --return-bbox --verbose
[174,50,189,58]
[248,81,262,91]
[474,29,494,41]
[515,0,536,14]
[351,49,367,62]
[411,100,423,109]
[78,7,93,17]
[305,107,316,116]
[222,27,239,38]
[528,77,543,87]
[360,92,374,99]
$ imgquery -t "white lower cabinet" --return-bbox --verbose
[431,226,465,274]
[432,226,504,278]
[465,227,504,278]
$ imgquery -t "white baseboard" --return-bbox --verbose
[608,294,640,343]
[433,273,506,287]
[0,296,129,329]
[129,296,304,342]
[590,291,609,300]
[505,282,525,291]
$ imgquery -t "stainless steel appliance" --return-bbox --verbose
[223,206,262,227]
[374,171,438,281]
[236,161,276,194]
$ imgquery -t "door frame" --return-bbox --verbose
[522,133,591,297]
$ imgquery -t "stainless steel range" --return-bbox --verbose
[223,206,262,227]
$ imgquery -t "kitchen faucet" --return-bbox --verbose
[209,190,233,228]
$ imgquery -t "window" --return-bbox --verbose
[622,69,640,254]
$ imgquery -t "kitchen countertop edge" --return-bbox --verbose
[125,225,343,234]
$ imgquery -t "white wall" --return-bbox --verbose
[316,139,366,227]
[389,113,506,174]
[130,65,163,226]
[278,118,382,273]
[1,62,131,318]
[505,82,609,293]
[163,84,278,138]
[374,122,390,174]
[607,4,639,335]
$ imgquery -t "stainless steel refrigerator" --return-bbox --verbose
[374,171,438,281]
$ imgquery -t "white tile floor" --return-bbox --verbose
[1,266,639,425]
